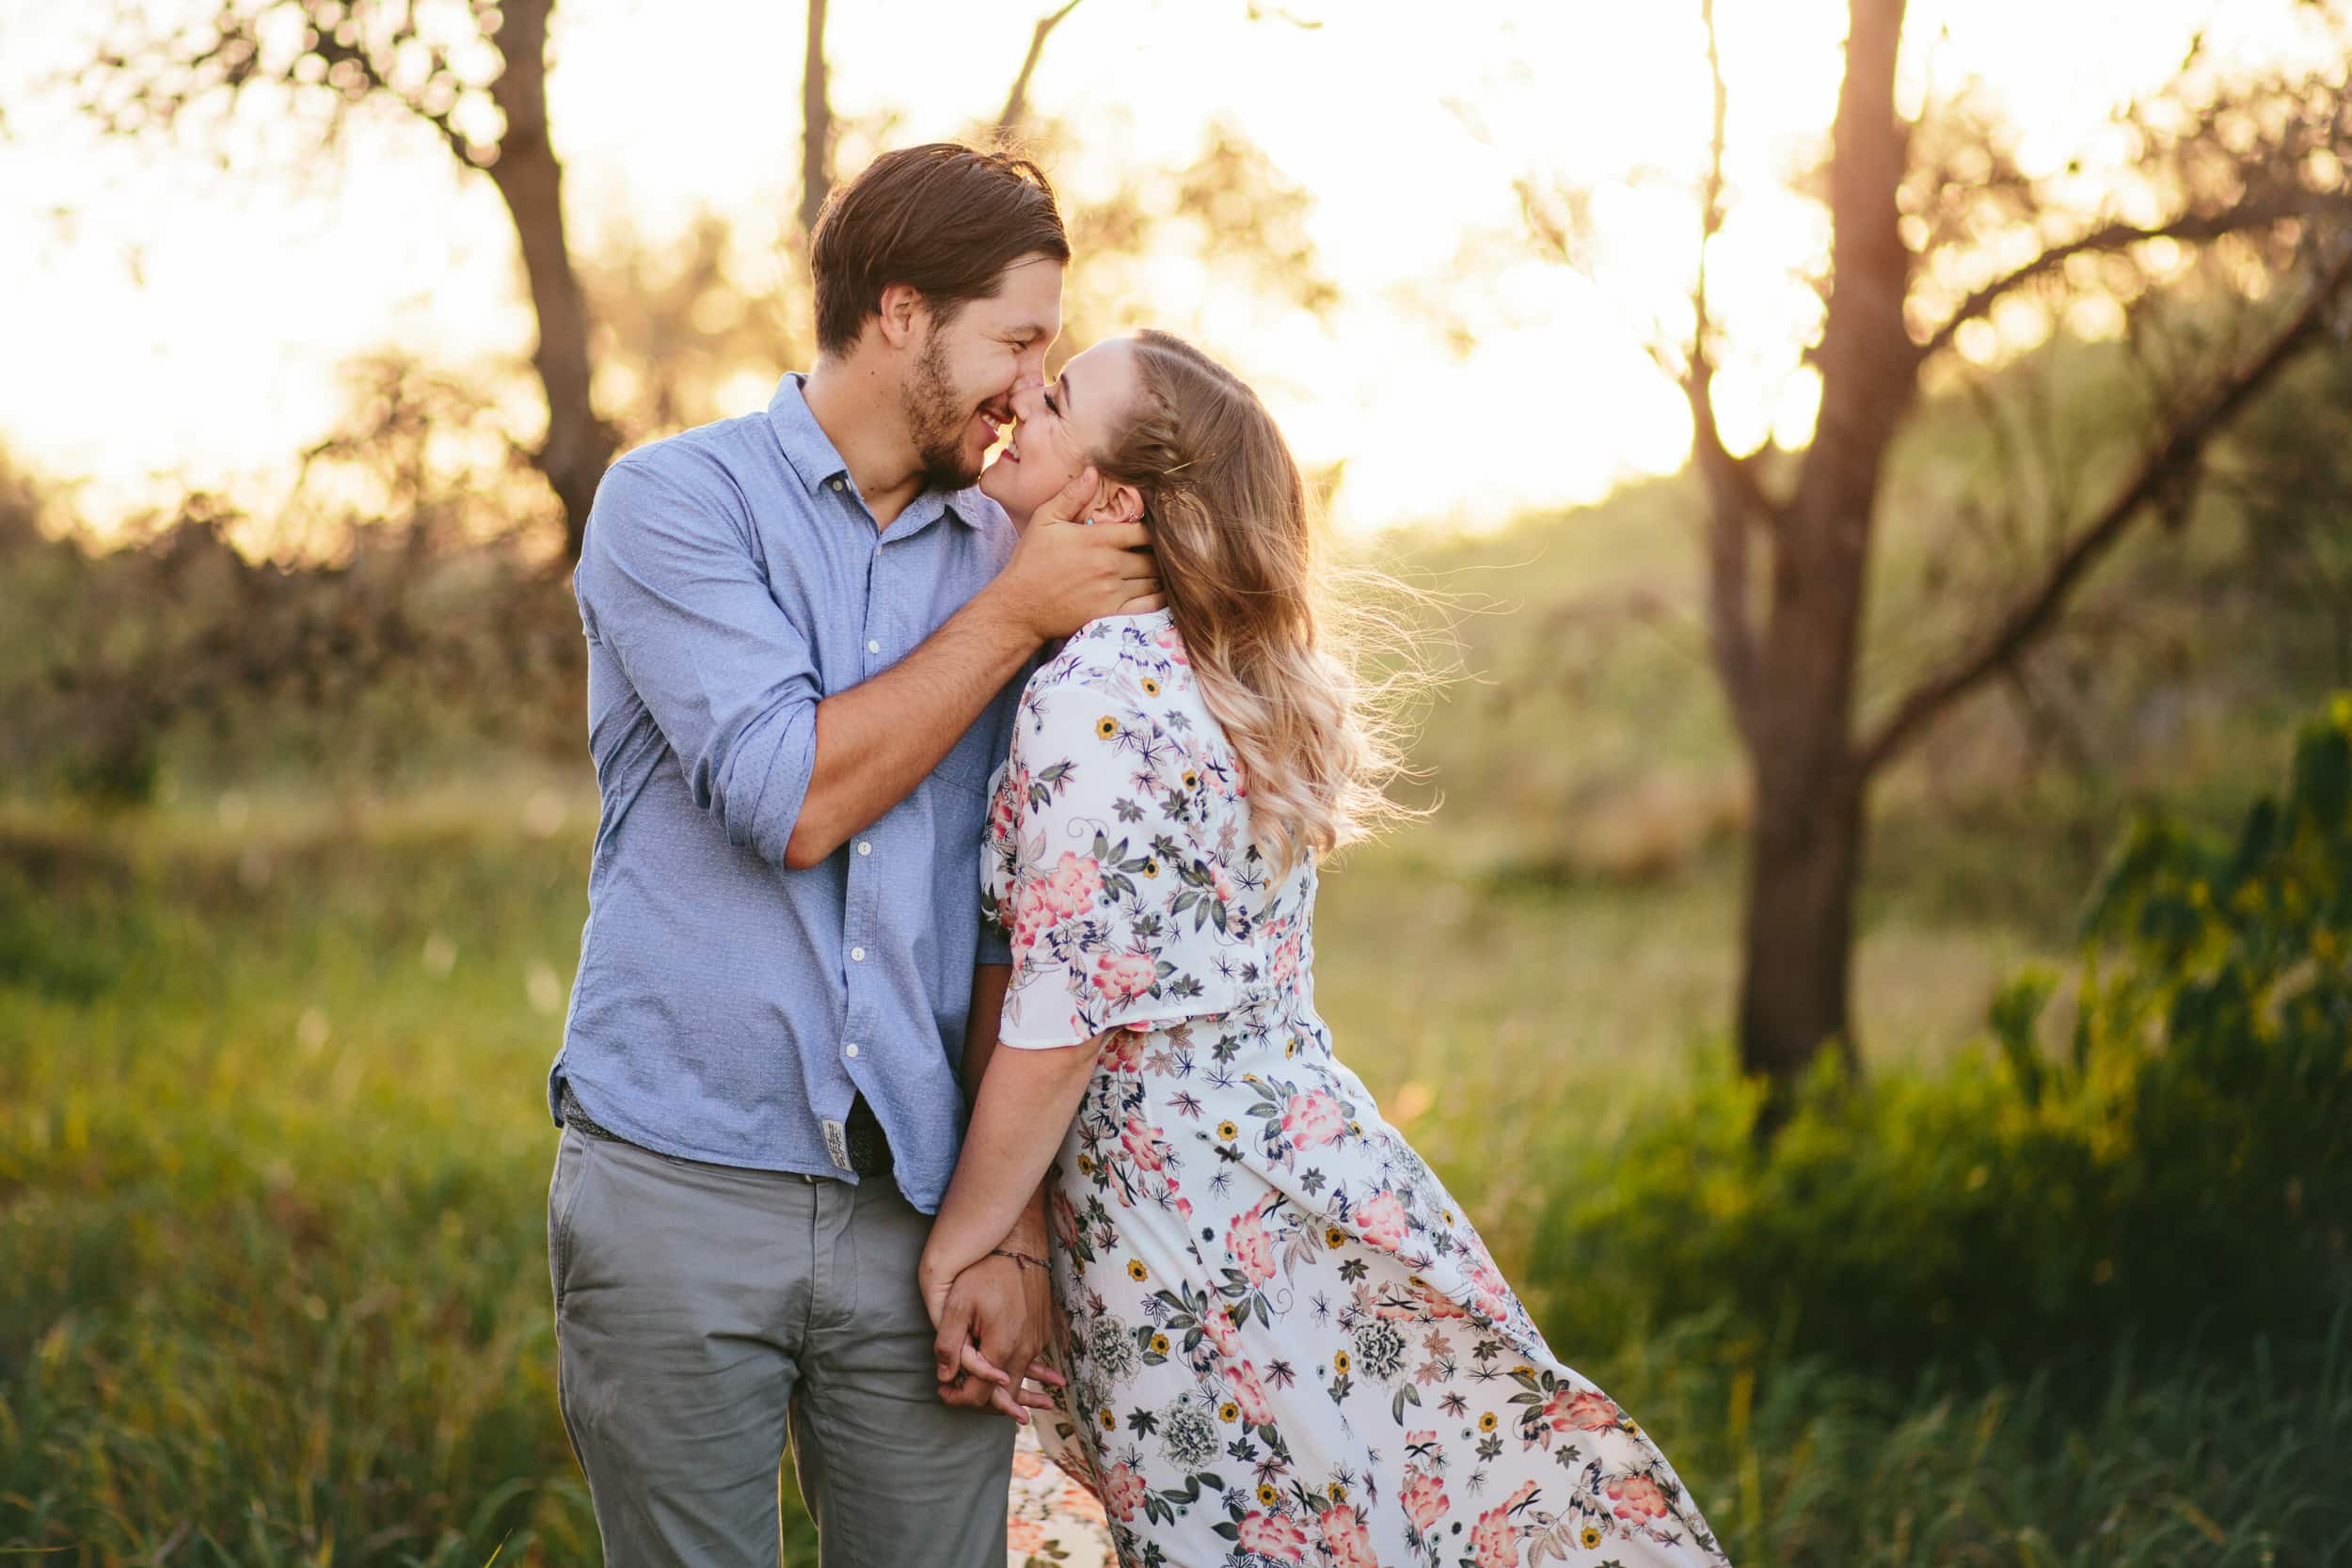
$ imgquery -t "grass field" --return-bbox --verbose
[6,752,2346,1566]
[6,478,2347,1565]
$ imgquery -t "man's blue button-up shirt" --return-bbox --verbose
[550,372,1020,1212]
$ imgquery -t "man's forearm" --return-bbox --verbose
[783,585,1037,868]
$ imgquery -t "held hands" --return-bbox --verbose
[993,467,1165,641]
[922,1245,1064,1424]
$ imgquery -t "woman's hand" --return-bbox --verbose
[925,1023,1099,1420]
[924,1248,1063,1422]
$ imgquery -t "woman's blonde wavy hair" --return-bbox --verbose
[1090,329,1425,875]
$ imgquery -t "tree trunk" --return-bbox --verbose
[1729,0,1912,1100]
[1738,743,1866,1108]
[485,0,612,562]
[800,0,833,242]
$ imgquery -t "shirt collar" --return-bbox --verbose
[766,372,987,531]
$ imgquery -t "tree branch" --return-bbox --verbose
[799,0,832,241]
[1688,0,1771,745]
[1861,242,2352,776]
[1913,190,2345,364]
[74,2,480,166]
[995,0,1085,139]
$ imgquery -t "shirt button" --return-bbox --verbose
[844,1042,861,1059]
[829,477,845,492]
[866,639,881,655]
[850,946,866,962]
[856,841,872,856]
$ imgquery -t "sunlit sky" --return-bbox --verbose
[0,0,2312,540]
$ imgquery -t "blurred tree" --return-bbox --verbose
[801,0,833,243]
[1523,0,2352,1113]
[71,0,616,560]
[17,2,1346,802]
[60,1,1108,560]
[995,0,1087,139]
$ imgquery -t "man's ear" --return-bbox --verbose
[876,283,927,350]
[1100,482,1146,526]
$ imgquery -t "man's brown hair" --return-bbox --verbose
[809,143,1070,357]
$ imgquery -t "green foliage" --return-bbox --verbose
[5,732,2349,1561]
[0,499,586,806]
[1526,696,2352,1385]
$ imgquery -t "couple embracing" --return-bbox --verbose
[544,142,1729,1568]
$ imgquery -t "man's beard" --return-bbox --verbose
[904,334,982,491]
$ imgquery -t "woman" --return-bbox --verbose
[929,330,1730,1568]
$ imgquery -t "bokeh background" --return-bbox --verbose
[5,1,2351,1563]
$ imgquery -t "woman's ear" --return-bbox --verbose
[1100,482,1146,527]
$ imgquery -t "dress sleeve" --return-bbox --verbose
[986,681,1250,1050]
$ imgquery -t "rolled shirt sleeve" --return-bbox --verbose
[575,452,821,866]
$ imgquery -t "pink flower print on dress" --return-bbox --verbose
[1606,1472,1672,1524]
[990,766,1026,843]
[1459,1229,1517,1322]
[1235,1513,1309,1563]
[1354,1189,1412,1253]
[1041,851,1104,921]
[1009,878,1050,958]
[1152,624,1189,665]
[1318,1507,1378,1568]
[1091,949,1157,1005]
[1270,932,1300,988]
[1120,1116,1168,1173]
[1098,1029,1149,1073]
[1227,1197,1278,1286]
[1209,863,1236,902]
[1223,1358,1274,1424]
[1200,1304,1242,1358]
[1102,1462,1147,1523]
[1280,1090,1347,1149]
[1401,1466,1449,1531]
[1471,1480,1540,1568]
[1547,1387,1626,1434]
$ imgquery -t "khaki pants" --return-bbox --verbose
[548,1124,1014,1567]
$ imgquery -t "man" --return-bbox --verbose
[545,143,1148,1567]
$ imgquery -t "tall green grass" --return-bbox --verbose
[5,767,2345,1565]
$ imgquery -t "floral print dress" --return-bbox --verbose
[984,610,1730,1568]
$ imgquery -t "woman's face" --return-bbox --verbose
[977,337,1144,529]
